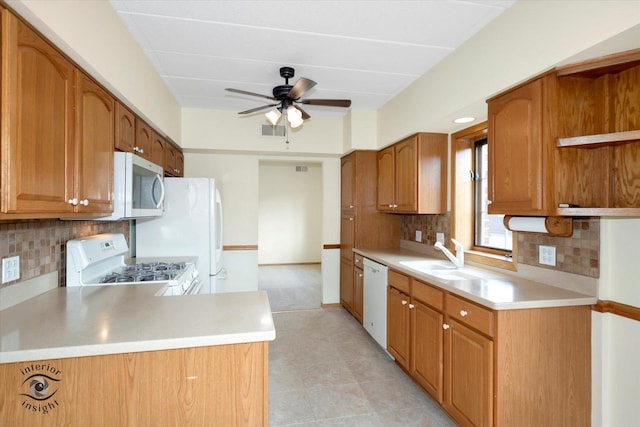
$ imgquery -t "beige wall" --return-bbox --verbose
[6,0,181,141]
[258,161,323,264]
[378,0,640,144]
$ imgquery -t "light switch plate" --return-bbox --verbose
[436,233,445,244]
[539,245,556,266]
[2,256,20,283]
[415,230,422,242]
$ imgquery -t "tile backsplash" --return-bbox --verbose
[0,219,130,289]
[401,215,599,278]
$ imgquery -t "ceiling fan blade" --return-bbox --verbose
[225,88,276,101]
[238,104,278,115]
[294,105,311,120]
[300,99,352,107]
[288,78,317,100]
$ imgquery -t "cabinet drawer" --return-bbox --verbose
[388,269,410,294]
[411,279,443,311]
[446,294,494,337]
[354,254,364,268]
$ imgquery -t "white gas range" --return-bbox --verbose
[66,233,201,296]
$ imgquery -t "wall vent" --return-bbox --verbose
[261,124,286,137]
[295,166,308,172]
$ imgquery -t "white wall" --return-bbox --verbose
[7,0,181,142]
[258,161,323,264]
[378,0,640,144]
[592,219,640,426]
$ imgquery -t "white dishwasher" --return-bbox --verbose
[363,258,389,352]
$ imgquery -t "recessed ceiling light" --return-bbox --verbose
[453,117,475,124]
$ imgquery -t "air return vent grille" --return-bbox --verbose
[261,124,286,137]
[295,166,308,172]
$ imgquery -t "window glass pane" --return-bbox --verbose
[475,140,512,251]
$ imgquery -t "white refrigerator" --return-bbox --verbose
[136,178,223,293]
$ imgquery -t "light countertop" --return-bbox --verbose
[0,285,275,364]
[354,247,597,310]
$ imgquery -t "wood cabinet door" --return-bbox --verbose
[1,12,75,214]
[340,258,354,311]
[488,79,544,214]
[411,299,444,403]
[377,146,395,210]
[151,132,165,167]
[135,118,153,160]
[114,101,135,153]
[175,151,184,177]
[165,144,177,175]
[387,286,410,369]
[394,136,418,212]
[75,72,114,214]
[341,154,355,211]
[444,318,493,427]
[340,214,354,262]
[353,266,364,324]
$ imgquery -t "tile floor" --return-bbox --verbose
[269,308,457,426]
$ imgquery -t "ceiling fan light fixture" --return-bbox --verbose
[287,106,304,128]
[265,109,281,125]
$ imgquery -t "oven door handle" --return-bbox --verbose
[184,278,203,295]
[152,174,165,209]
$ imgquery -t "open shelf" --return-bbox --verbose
[557,130,640,148]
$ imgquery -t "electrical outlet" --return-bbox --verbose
[415,230,422,242]
[2,256,20,283]
[539,245,556,266]
[436,232,445,244]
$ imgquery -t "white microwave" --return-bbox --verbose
[98,152,165,220]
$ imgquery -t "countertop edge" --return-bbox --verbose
[354,248,598,310]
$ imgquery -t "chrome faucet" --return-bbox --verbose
[434,238,464,268]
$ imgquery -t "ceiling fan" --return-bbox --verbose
[225,67,351,128]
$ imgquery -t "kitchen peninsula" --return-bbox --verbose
[0,286,275,426]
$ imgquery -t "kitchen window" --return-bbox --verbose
[473,138,512,251]
[450,122,515,270]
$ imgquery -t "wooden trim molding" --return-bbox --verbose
[223,245,258,251]
[323,244,341,250]
[592,300,640,322]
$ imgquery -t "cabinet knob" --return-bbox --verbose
[358,273,363,278]
[349,204,354,209]
[460,310,468,317]
[349,217,354,221]
[393,204,398,208]
[80,199,89,206]
[409,304,415,309]
[487,200,493,205]
[139,148,144,154]
[355,258,360,263]
[442,324,450,330]
[388,204,393,208]
[68,198,78,206]
[401,300,408,305]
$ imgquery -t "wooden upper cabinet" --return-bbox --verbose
[340,153,355,211]
[151,131,165,168]
[175,151,184,177]
[74,71,114,214]
[377,146,395,210]
[164,143,184,177]
[488,78,544,214]
[114,101,136,153]
[0,11,75,215]
[377,133,447,214]
[135,118,153,160]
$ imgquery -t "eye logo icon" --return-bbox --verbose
[21,374,59,401]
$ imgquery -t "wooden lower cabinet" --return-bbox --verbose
[387,276,591,427]
[387,284,410,369]
[444,318,494,427]
[340,257,354,311]
[353,263,364,323]
[0,342,269,426]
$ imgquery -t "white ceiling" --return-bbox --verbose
[109,0,516,117]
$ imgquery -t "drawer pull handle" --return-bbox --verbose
[460,310,468,317]
[442,324,450,330]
